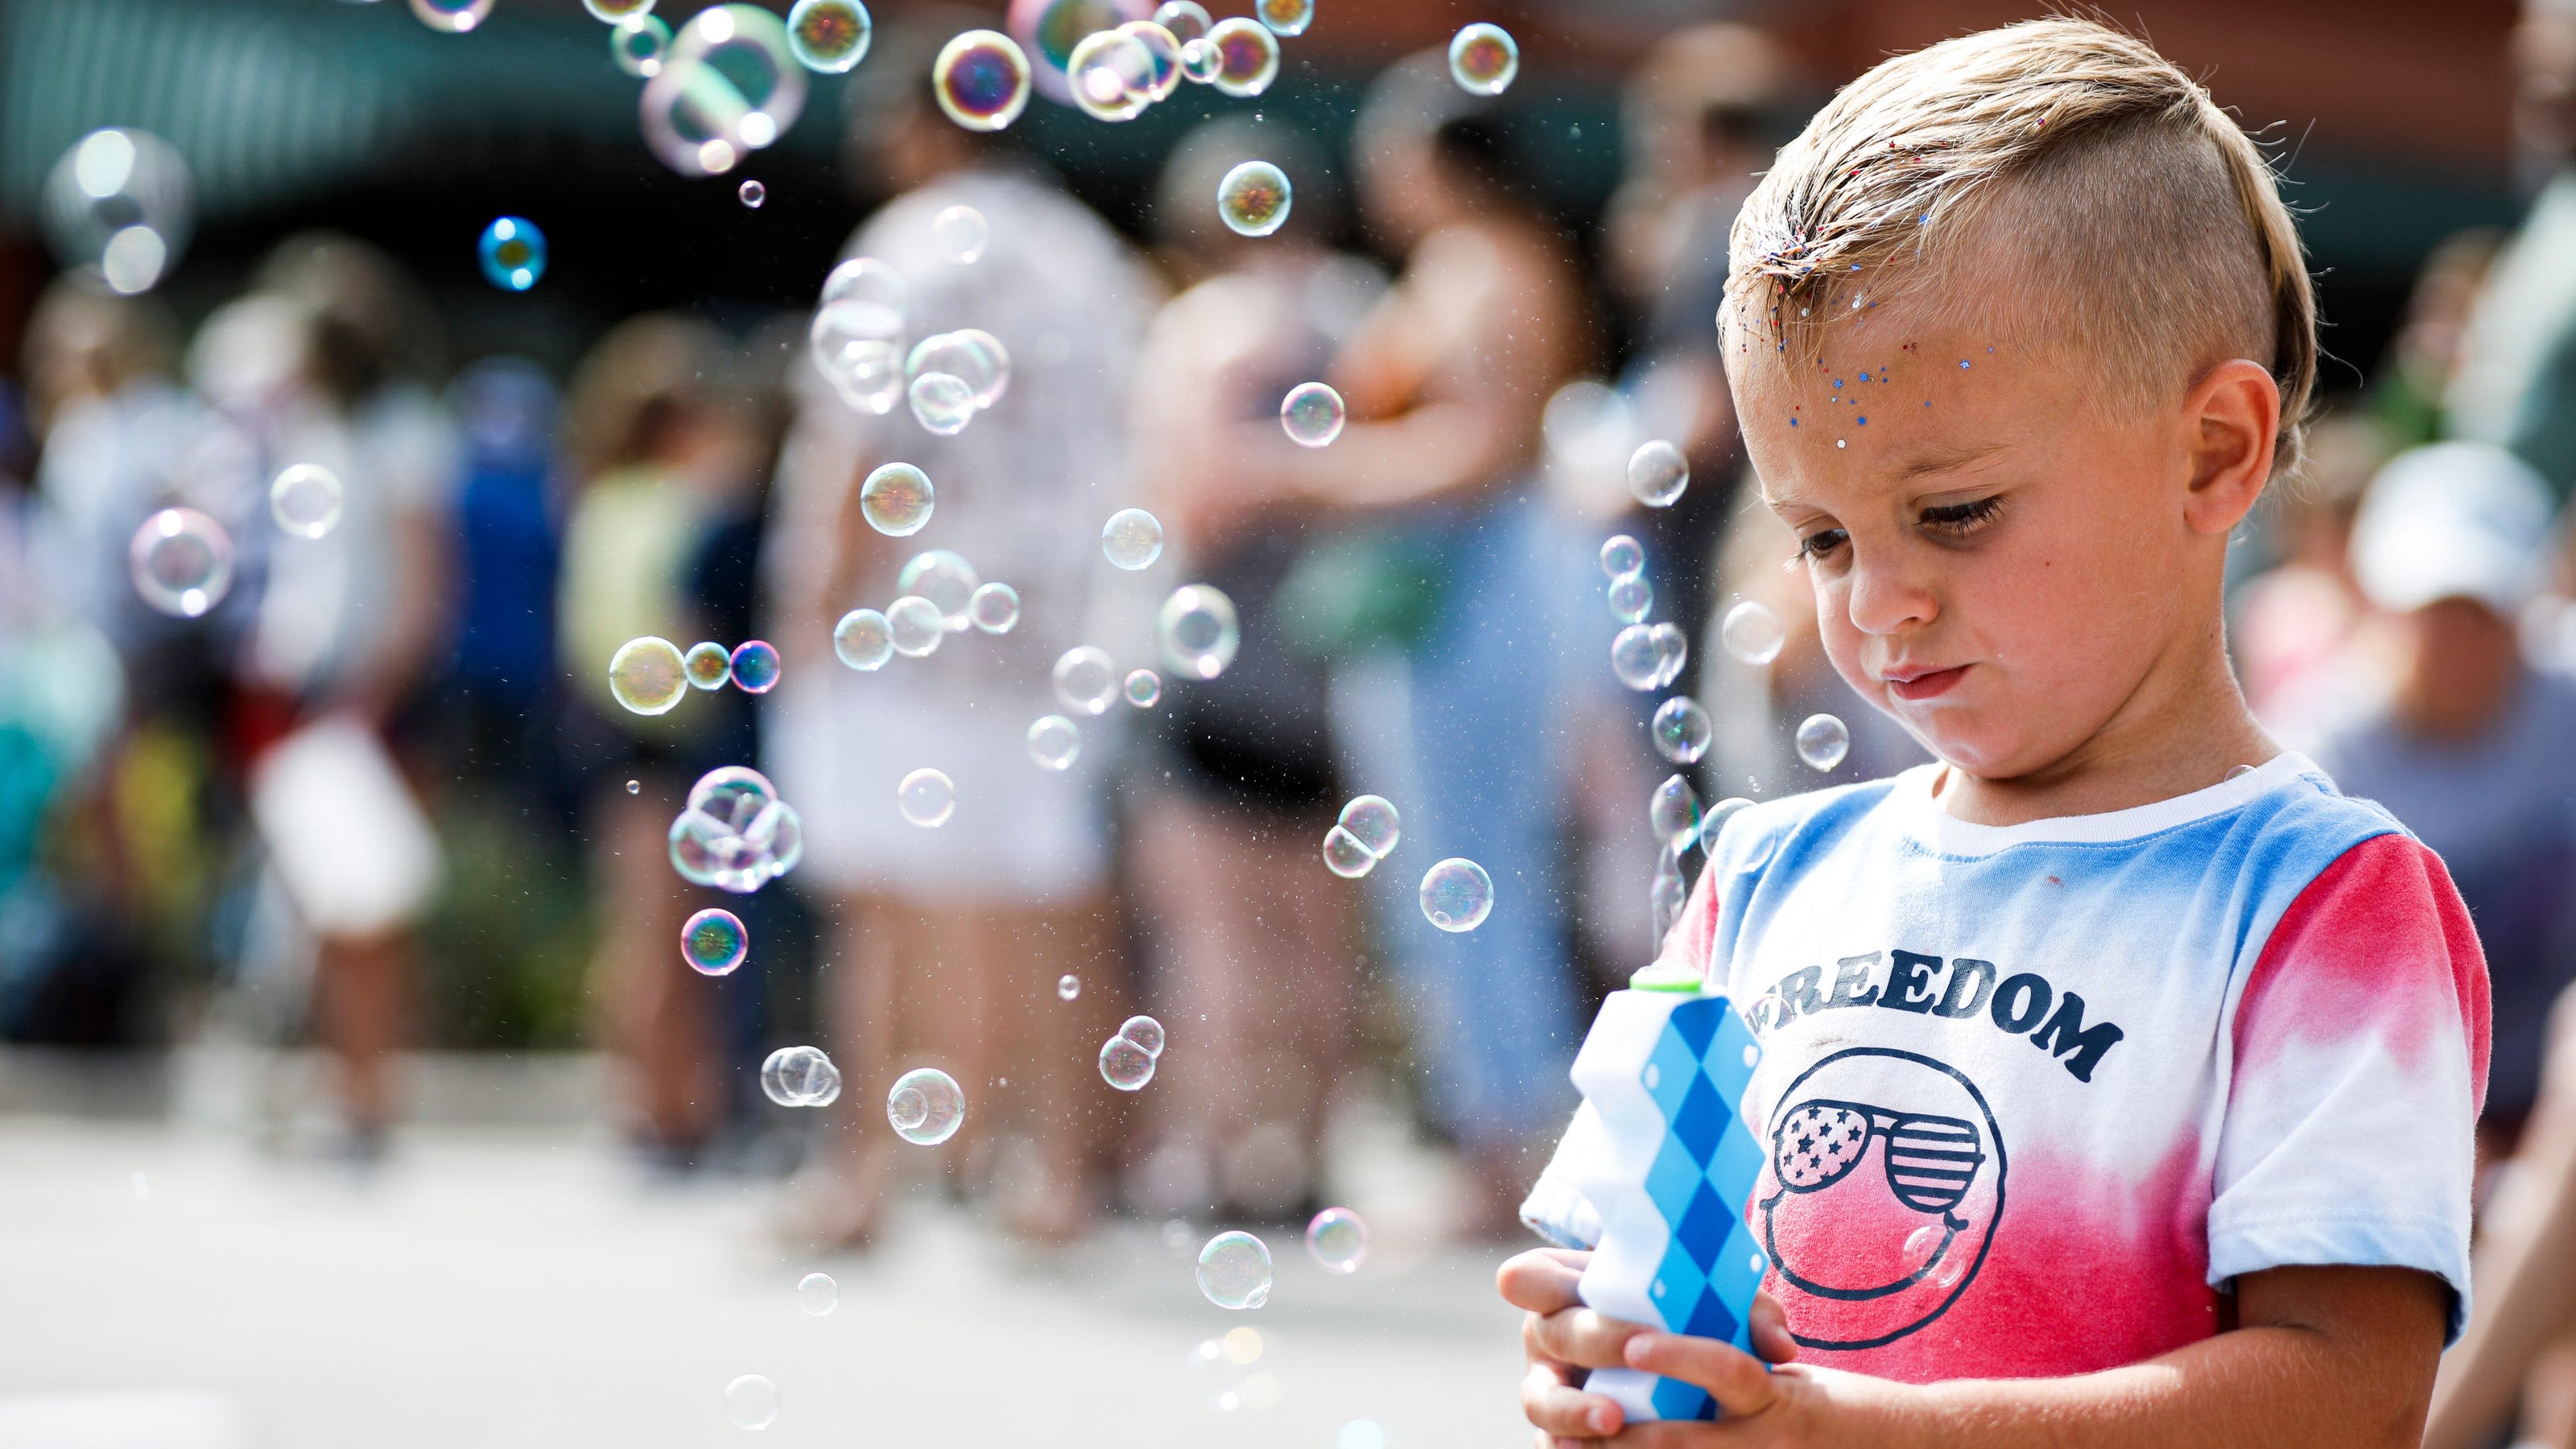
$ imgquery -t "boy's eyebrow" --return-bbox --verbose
[1893,440,2010,479]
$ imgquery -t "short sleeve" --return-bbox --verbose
[2210,833,2491,1339]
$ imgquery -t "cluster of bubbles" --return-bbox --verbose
[761,1044,842,1107]
[1600,533,1687,695]
[1418,857,1494,933]
[609,635,778,713]
[886,1066,966,1145]
[1197,1229,1274,1310]
[478,217,545,291]
[1304,1207,1368,1274]
[1281,382,1345,447]
[1321,794,1400,880]
[682,907,749,976]
[1098,1013,1166,1091]
[670,766,804,892]
[129,509,233,619]
[40,127,192,296]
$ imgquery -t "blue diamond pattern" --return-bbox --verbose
[1706,1114,1764,1201]
[1652,1235,1708,1315]
[1704,1005,1761,1097]
[1645,1133,1703,1224]
[1649,1376,1716,1422]
[1675,1182,1735,1270]
[1644,1029,1700,1116]
[1671,1073,1726,1161]
[1670,997,1724,1056]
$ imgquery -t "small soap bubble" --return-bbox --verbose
[627,778,642,795]
[833,609,894,670]
[680,641,729,690]
[859,462,934,536]
[786,0,871,72]
[932,29,1032,131]
[477,217,544,291]
[1124,669,1162,708]
[886,1066,965,1144]
[128,508,233,618]
[724,1374,779,1430]
[609,636,689,715]
[682,907,749,976]
[583,0,654,21]
[1197,1230,1274,1309]
[1053,646,1119,716]
[1206,16,1281,95]
[1101,508,1165,570]
[1610,624,1661,691]
[1600,535,1645,579]
[1720,600,1785,666]
[1119,20,1184,101]
[796,1271,839,1315]
[761,1045,842,1107]
[1418,858,1493,932]
[1157,584,1240,679]
[1057,973,1080,1001]
[1650,774,1701,852]
[932,204,988,263]
[738,179,766,208]
[1026,714,1082,771]
[410,0,493,33]
[1796,712,1851,771]
[1280,382,1345,446]
[1119,1014,1166,1057]
[1322,827,1377,879]
[1337,795,1399,857]
[1100,1034,1156,1091]
[1069,28,1158,122]
[1305,1207,1367,1273]
[1652,696,1712,764]
[818,256,906,327]
[898,548,979,629]
[1257,0,1313,35]
[909,371,976,434]
[1647,621,1687,689]
[908,329,1009,410]
[886,596,944,657]
[1606,572,1652,624]
[968,581,1020,634]
[269,464,343,539]
[729,640,782,693]
[1628,439,1688,508]
[898,767,955,827]
[1447,22,1517,95]
[611,14,672,75]
[1178,36,1220,82]
[1154,1,1212,40]
[1217,160,1291,237]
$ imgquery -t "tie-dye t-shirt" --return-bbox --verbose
[1532,751,2488,1382]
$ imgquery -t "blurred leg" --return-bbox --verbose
[979,890,1121,1241]
[589,779,714,1155]
[315,930,407,1138]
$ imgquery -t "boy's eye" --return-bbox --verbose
[1797,526,1849,561]
[1919,496,2004,535]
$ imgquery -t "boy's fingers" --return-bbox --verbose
[1520,1362,1624,1439]
[1750,1291,1798,1364]
[1529,1306,1653,1369]
[1623,1331,1780,1418]
[1497,1249,1592,1314]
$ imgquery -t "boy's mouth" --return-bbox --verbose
[1883,664,1969,702]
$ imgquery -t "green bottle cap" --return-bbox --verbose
[1628,957,1704,993]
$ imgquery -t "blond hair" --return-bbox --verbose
[1725,18,2315,475]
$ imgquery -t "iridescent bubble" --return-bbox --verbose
[1281,382,1344,446]
[1338,795,1399,857]
[1026,714,1081,771]
[1058,973,1081,1001]
[910,372,975,434]
[609,636,690,715]
[886,596,944,656]
[1610,624,1661,691]
[932,204,987,263]
[41,128,192,297]
[584,0,654,21]
[738,179,766,208]
[1447,22,1517,96]
[1600,535,1644,579]
[811,305,905,413]
[1721,600,1785,666]
[724,1374,779,1430]
[1123,669,1162,708]
[834,609,893,671]
[611,15,672,76]
[1648,621,1687,689]
[1178,37,1220,83]
[478,217,545,291]
[686,640,733,690]
[1154,0,1212,41]
[1101,508,1164,570]
[898,767,955,827]
[1217,160,1290,237]
[409,0,493,33]
[627,779,642,795]
[128,508,232,619]
[1652,696,1711,764]
[860,462,935,536]
[1628,439,1688,508]
[1157,584,1240,680]
[898,548,980,629]
[1321,827,1376,879]
[1053,646,1119,716]
[1257,0,1313,36]
[969,581,1021,634]
[1197,1231,1274,1310]
[638,5,807,179]
[819,256,906,327]
[1418,858,1493,932]
[886,1066,965,1144]
[1305,1207,1367,1273]
[1207,18,1279,97]
[932,29,1032,132]
[908,329,1009,410]
[682,907,749,976]
[796,1271,839,1315]
[1650,774,1701,852]
[729,640,782,693]
[1119,20,1184,101]
[669,766,805,892]
[1119,1014,1166,1057]
[1100,1034,1156,1091]
[269,464,343,539]
[1606,572,1652,624]
[761,1044,841,1106]
[786,0,871,73]
[1796,712,1851,771]
[1069,28,1157,122]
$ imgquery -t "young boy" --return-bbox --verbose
[1503,19,2491,1446]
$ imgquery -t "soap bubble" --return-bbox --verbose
[910,372,976,434]
[1207,18,1280,97]
[1069,28,1157,122]
[886,596,944,657]
[1796,713,1850,771]
[269,464,343,539]
[128,508,232,618]
[896,549,979,630]
[761,1045,841,1106]
[1419,858,1493,932]
[584,0,653,19]
[812,328,904,415]
[932,29,1031,132]
[724,1374,779,1430]
[1337,795,1399,857]
[1281,382,1345,446]
[611,15,672,76]
[1610,625,1661,691]
[1178,37,1220,83]
[1600,535,1643,579]
[1154,0,1212,40]
[786,0,871,72]
[1217,160,1290,237]
[1447,22,1517,95]
[1720,600,1785,665]
[1197,1231,1274,1310]
[1628,439,1688,508]
[898,767,955,827]
[1606,572,1652,623]
[834,609,893,670]
[1123,669,1162,708]
[1650,774,1701,852]
[1647,622,1687,688]
[796,1271,838,1315]
[639,5,807,178]
[729,640,782,693]
[477,217,544,291]
[1652,846,1686,943]
[932,204,987,262]
[1027,714,1081,770]
[627,779,642,795]
[410,0,493,33]
[670,766,805,892]
[1322,828,1377,879]
[859,462,934,536]
[1119,20,1184,101]
[1058,973,1081,1001]
[685,640,733,690]
[1101,508,1164,570]
[1100,1034,1156,1090]
[907,329,1009,410]
[1257,0,1312,36]
[738,180,766,207]
[40,128,193,296]
[819,256,906,330]
[609,636,689,714]
[969,581,1020,634]
[1652,696,1712,764]
[1119,1014,1166,1057]
[1305,1207,1367,1273]
[1053,646,1119,716]
[886,1066,965,1144]
[683,907,749,976]
[1158,584,1240,679]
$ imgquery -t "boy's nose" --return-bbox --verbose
[1843,559,1938,637]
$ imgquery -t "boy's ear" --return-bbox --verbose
[2181,358,2281,536]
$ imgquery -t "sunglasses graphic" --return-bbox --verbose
[1771,1098,1986,1220]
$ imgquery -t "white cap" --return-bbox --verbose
[2349,440,2555,614]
